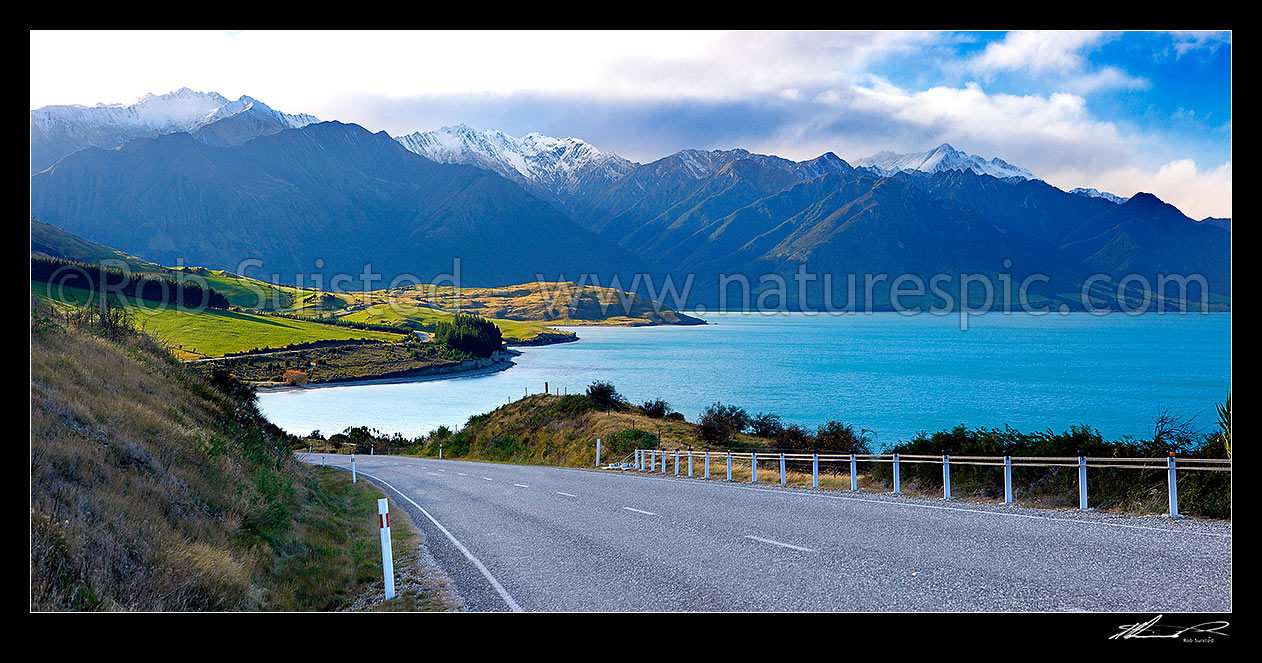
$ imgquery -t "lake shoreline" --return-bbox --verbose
[254,348,522,393]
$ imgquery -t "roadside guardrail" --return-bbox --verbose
[630,448,1230,517]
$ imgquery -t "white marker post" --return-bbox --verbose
[378,499,396,600]
[596,438,601,467]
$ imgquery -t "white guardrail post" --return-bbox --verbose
[849,454,858,491]
[705,450,710,479]
[751,452,758,483]
[1168,453,1181,518]
[378,498,396,600]
[726,452,733,481]
[942,453,951,500]
[892,453,901,494]
[674,449,680,476]
[1003,455,1013,504]
[812,453,819,488]
[1078,454,1090,510]
[351,454,356,483]
[780,453,786,485]
[689,450,694,477]
[596,438,601,467]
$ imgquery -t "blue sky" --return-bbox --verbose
[30,30,1231,217]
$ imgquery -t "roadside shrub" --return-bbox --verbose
[816,420,872,454]
[775,424,815,451]
[605,428,659,457]
[586,381,625,411]
[64,300,135,338]
[696,402,750,446]
[750,413,784,438]
[281,370,309,386]
[640,399,674,419]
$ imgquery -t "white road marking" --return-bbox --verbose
[602,471,1231,539]
[426,472,440,476]
[482,477,493,481]
[438,469,447,472]
[458,473,468,476]
[744,535,814,552]
[555,492,577,497]
[622,507,657,516]
[348,469,523,612]
[514,483,529,488]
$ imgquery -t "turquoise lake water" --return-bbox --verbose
[256,312,1231,450]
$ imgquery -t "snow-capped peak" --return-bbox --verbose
[31,89,320,172]
[394,124,636,199]
[854,143,1036,180]
[32,88,319,135]
[1068,187,1131,205]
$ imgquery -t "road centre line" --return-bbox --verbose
[744,535,814,552]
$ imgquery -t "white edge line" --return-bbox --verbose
[622,507,657,515]
[744,535,814,552]
[353,469,523,613]
[555,492,577,497]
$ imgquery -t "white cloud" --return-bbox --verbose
[1058,159,1232,220]
[827,78,1229,218]
[1168,31,1231,58]
[29,30,940,111]
[969,30,1108,74]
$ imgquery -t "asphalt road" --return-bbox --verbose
[297,453,1231,612]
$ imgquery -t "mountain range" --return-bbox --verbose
[29,89,1230,310]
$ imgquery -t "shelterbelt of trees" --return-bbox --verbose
[32,256,230,309]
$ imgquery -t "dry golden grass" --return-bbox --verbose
[29,300,452,611]
[345,281,701,326]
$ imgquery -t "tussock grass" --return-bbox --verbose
[29,299,448,611]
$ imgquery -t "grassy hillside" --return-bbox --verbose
[32,282,405,359]
[33,219,318,313]
[30,298,448,611]
[407,393,760,467]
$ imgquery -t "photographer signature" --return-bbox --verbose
[1110,615,1229,640]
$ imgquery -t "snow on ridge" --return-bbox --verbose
[1069,187,1130,205]
[32,88,319,138]
[854,143,1036,180]
[394,124,637,197]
